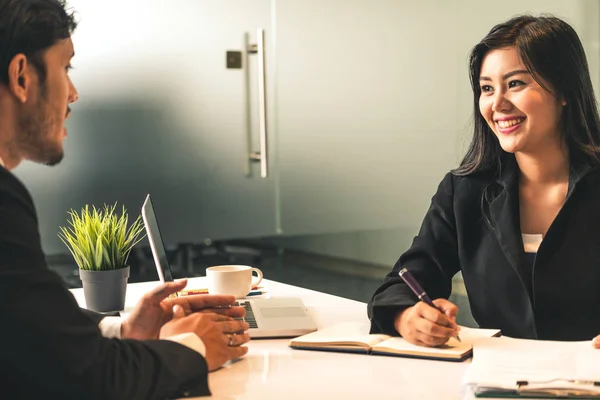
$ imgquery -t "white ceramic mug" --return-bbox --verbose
[206,265,263,298]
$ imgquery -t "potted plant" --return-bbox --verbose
[59,203,146,312]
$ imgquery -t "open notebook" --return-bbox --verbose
[289,322,500,361]
[465,336,600,398]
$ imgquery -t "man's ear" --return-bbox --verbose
[7,54,32,103]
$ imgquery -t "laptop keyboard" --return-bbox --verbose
[235,301,258,329]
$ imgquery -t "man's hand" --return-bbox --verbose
[394,299,460,347]
[161,305,250,371]
[121,279,246,340]
[593,335,600,349]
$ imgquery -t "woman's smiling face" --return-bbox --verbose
[478,46,565,155]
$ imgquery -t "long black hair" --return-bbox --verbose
[453,15,600,228]
[455,14,600,176]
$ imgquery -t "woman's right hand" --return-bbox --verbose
[394,299,461,347]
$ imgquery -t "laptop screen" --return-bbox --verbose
[141,194,174,283]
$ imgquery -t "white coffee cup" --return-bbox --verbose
[206,265,263,298]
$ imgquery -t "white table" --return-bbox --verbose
[71,277,472,399]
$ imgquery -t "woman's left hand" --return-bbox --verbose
[593,335,600,349]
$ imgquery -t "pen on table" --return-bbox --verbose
[178,288,265,296]
[398,268,461,342]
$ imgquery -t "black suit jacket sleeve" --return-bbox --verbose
[368,172,461,335]
[0,168,210,400]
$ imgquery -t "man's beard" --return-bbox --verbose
[16,95,64,166]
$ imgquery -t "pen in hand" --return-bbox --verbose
[398,268,461,343]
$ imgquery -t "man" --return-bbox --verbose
[0,0,250,398]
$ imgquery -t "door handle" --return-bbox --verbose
[246,28,268,178]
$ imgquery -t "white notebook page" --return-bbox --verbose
[291,322,389,347]
[373,326,499,355]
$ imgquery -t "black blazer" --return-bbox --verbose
[368,156,600,341]
[0,167,210,400]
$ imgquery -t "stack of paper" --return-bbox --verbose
[464,336,600,398]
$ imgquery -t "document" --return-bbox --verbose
[289,322,500,361]
[464,336,600,398]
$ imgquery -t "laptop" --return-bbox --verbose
[141,194,318,338]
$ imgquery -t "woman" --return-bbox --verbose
[368,14,600,347]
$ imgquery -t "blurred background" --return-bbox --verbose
[19,0,600,327]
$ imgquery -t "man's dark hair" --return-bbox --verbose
[0,0,77,85]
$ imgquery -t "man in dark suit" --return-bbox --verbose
[0,0,250,398]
